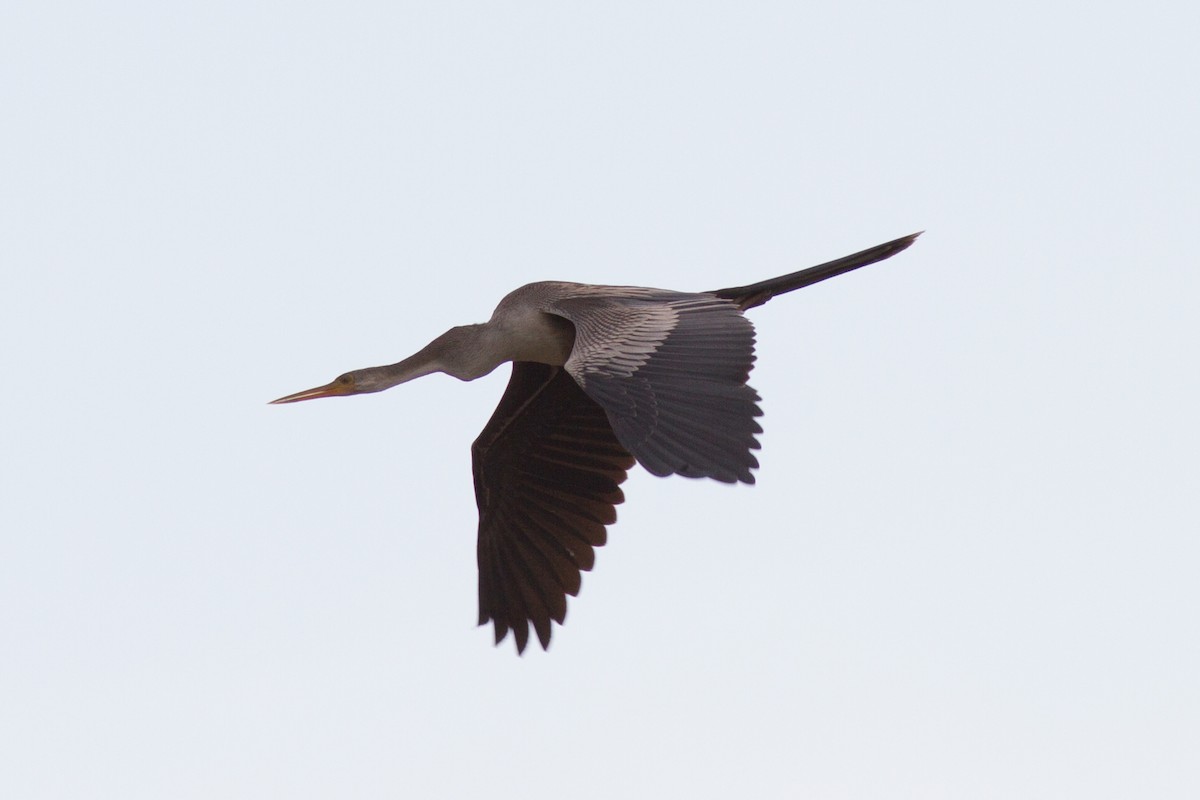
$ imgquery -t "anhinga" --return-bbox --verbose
[272,232,921,652]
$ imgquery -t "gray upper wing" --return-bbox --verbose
[549,291,762,484]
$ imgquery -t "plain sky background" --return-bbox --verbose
[3,2,1198,798]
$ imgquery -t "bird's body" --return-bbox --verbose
[272,232,921,651]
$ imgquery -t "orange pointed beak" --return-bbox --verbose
[269,378,353,404]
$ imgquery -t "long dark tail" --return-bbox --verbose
[711,231,922,311]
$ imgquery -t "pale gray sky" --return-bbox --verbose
[3,2,1198,798]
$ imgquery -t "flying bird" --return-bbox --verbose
[271,232,920,652]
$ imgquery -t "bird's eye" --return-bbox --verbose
[338,375,353,385]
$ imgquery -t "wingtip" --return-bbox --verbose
[535,627,552,651]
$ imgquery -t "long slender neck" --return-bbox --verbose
[366,324,508,390]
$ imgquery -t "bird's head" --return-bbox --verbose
[270,324,507,406]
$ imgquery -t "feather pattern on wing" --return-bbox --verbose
[472,361,635,653]
[548,290,763,484]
